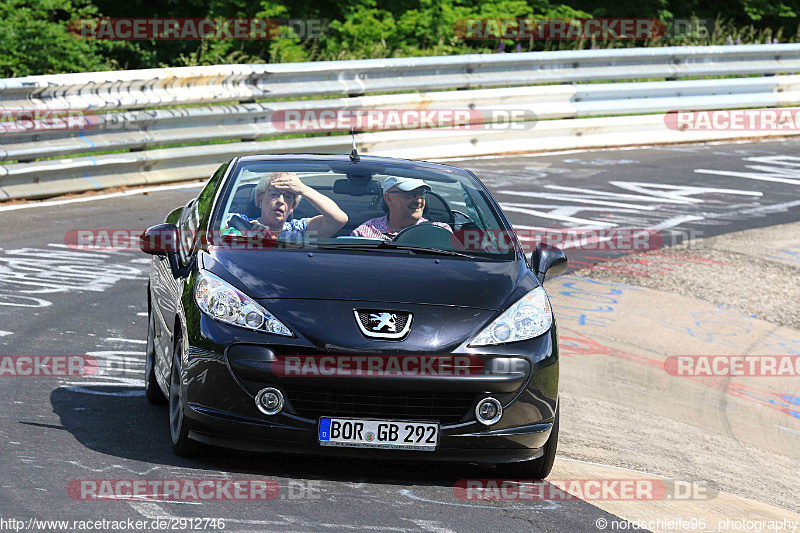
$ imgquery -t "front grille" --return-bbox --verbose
[284,386,476,424]
[356,310,410,335]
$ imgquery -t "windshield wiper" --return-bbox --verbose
[315,241,474,257]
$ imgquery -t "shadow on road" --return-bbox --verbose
[50,385,501,486]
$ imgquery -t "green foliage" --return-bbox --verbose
[0,0,143,77]
[3,0,800,77]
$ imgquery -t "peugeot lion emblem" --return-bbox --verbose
[354,310,413,339]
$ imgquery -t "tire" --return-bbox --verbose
[145,309,166,404]
[497,404,559,480]
[168,336,200,457]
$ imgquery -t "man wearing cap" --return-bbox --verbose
[351,177,452,240]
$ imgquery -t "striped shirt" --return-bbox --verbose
[351,215,451,240]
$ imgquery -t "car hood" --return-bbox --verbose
[201,248,534,310]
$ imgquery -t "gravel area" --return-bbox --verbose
[576,223,800,330]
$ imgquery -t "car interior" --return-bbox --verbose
[226,173,475,239]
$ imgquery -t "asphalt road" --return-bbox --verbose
[1,139,799,532]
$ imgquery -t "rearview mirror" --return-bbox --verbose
[139,223,183,278]
[333,179,381,196]
[531,242,568,283]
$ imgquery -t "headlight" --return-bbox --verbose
[195,270,292,336]
[470,287,552,346]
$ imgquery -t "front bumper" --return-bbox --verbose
[181,312,559,463]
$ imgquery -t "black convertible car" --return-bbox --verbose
[141,153,566,479]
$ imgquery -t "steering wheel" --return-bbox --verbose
[451,210,473,225]
[392,222,455,249]
[425,190,455,226]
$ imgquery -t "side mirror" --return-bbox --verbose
[139,223,182,278]
[531,242,568,283]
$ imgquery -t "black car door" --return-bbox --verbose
[151,162,230,384]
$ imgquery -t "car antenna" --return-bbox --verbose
[350,128,360,162]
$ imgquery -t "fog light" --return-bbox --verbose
[475,397,503,426]
[255,387,284,416]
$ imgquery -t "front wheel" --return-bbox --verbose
[168,337,200,457]
[145,309,166,404]
[497,404,559,480]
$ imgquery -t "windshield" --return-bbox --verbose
[210,159,517,258]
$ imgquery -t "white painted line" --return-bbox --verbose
[735,199,800,216]
[129,501,176,519]
[46,243,129,254]
[0,181,205,212]
[497,190,657,210]
[95,356,144,364]
[61,385,145,396]
[500,205,617,227]
[66,460,162,475]
[406,519,458,533]
[429,146,645,162]
[136,312,148,317]
[86,351,145,356]
[648,215,705,231]
[511,224,559,232]
[695,168,800,185]
[223,517,412,530]
[397,488,559,511]
[562,236,613,250]
[126,498,199,506]
[105,338,147,344]
[775,425,800,436]
[0,330,12,337]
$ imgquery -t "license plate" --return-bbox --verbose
[318,418,439,451]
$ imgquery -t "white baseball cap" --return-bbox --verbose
[382,176,432,193]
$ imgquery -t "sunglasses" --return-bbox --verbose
[264,189,297,203]
[388,189,427,199]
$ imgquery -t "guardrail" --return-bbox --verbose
[3,44,800,201]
